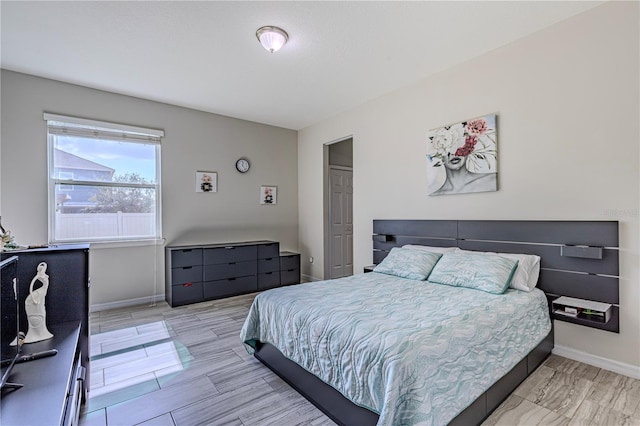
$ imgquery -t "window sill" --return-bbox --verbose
[75,239,165,250]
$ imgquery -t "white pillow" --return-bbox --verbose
[402,244,457,254]
[455,249,540,292]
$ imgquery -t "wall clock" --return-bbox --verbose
[236,158,250,173]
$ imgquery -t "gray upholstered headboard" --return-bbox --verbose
[372,220,619,333]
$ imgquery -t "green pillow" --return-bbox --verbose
[373,247,442,280]
[428,251,518,294]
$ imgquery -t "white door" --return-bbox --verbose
[329,168,353,279]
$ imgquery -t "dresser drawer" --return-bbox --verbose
[258,242,279,259]
[171,265,203,286]
[204,260,257,281]
[204,246,257,265]
[204,276,257,299]
[171,282,204,306]
[281,268,300,285]
[171,248,202,268]
[258,271,281,290]
[258,257,280,273]
[280,253,300,270]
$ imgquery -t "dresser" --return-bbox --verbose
[165,241,300,307]
[1,245,89,425]
[1,322,84,426]
[280,251,302,286]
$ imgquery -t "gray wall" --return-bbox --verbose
[0,70,298,308]
[298,1,639,368]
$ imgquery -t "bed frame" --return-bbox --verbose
[254,220,619,425]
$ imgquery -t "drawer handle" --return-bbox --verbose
[265,257,273,261]
[228,278,236,281]
[266,272,272,275]
[224,246,235,250]
[182,266,193,270]
[229,262,236,265]
[287,269,295,272]
[183,282,193,287]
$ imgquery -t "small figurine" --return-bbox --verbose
[23,262,53,343]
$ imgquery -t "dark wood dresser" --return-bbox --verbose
[1,244,89,425]
[165,241,301,307]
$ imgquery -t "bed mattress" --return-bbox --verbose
[241,272,551,425]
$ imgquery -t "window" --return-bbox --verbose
[58,172,74,191]
[45,113,163,243]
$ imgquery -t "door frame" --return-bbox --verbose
[323,136,353,279]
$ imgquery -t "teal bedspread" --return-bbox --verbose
[240,272,551,425]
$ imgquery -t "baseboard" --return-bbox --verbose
[90,294,165,312]
[552,344,640,379]
[301,274,322,283]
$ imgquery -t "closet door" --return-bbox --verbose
[329,167,353,279]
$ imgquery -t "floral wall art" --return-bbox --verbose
[260,186,277,205]
[426,114,498,196]
[195,171,217,193]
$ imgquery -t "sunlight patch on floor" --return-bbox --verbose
[88,320,190,401]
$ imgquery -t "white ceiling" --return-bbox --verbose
[1,1,603,130]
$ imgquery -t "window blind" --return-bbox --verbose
[43,113,164,144]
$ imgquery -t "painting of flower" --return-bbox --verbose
[260,186,277,205]
[195,171,217,193]
[426,114,497,195]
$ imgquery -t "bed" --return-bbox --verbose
[240,220,619,425]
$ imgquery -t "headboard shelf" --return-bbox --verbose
[561,245,603,260]
[372,220,620,333]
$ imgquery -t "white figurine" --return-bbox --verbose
[23,262,53,343]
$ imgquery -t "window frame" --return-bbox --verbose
[45,113,163,244]
[57,171,75,192]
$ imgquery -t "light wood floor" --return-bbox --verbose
[80,292,640,426]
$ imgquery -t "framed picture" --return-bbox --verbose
[260,186,277,205]
[426,114,498,196]
[195,171,217,193]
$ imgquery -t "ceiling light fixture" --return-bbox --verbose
[256,26,288,53]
